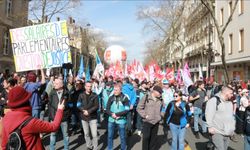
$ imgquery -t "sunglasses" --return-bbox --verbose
[174,95,179,98]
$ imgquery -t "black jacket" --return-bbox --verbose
[77,92,99,121]
[48,88,70,122]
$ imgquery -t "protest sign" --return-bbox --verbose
[9,20,72,72]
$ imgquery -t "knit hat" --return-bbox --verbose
[8,86,31,108]
[153,85,163,94]
[27,72,37,82]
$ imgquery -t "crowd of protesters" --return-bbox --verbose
[0,70,250,150]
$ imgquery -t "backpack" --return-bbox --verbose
[6,117,33,150]
[202,96,221,121]
[244,106,250,135]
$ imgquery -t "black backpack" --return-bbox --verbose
[202,96,221,121]
[244,106,250,135]
[6,117,33,150]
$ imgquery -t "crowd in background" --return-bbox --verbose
[0,70,250,150]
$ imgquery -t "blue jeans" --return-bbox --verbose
[40,110,45,120]
[193,107,207,133]
[32,109,40,118]
[169,123,186,150]
[245,135,250,150]
[108,122,127,150]
[50,121,69,150]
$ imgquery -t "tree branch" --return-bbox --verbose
[221,0,239,34]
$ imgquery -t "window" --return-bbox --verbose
[3,32,10,55]
[239,0,244,14]
[5,0,12,17]
[220,8,224,26]
[229,1,232,16]
[229,34,233,54]
[239,29,244,51]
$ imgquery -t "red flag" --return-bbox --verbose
[166,68,175,84]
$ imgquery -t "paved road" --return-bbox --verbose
[42,123,244,150]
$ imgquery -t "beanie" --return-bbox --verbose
[8,86,31,108]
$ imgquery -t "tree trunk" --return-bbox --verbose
[220,43,229,84]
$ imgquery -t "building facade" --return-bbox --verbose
[184,1,215,81]
[213,0,250,83]
[0,0,29,74]
[67,17,96,76]
[169,0,215,81]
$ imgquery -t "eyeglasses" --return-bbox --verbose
[174,95,179,98]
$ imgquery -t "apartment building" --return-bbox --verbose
[0,0,29,74]
[212,0,250,82]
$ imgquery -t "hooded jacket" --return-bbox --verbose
[122,83,137,106]
[137,93,163,125]
[24,82,42,110]
[1,106,63,150]
[106,93,130,124]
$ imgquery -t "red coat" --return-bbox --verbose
[1,106,63,150]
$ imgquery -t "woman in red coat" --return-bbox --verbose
[1,86,65,150]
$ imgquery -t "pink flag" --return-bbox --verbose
[184,62,191,77]
[176,68,182,84]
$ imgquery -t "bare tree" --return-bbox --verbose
[29,0,81,23]
[201,0,239,83]
[137,1,187,67]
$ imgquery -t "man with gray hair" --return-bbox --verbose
[49,78,70,150]
[205,86,235,150]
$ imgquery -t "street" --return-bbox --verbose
[42,123,244,150]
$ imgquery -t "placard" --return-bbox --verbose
[9,20,72,72]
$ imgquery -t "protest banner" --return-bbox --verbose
[9,20,72,72]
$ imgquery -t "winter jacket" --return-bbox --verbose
[106,93,130,124]
[122,83,137,106]
[48,89,70,122]
[68,88,83,108]
[165,101,192,128]
[137,93,163,125]
[1,106,63,150]
[77,92,99,121]
[244,106,250,136]
[102,88,114,110]
[205,93,236,136]
[24,82,43,110]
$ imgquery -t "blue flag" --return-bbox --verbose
[77,55,85,78]
[63,68,67,84]
[93,49,104,79]
[86,63,91,81]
